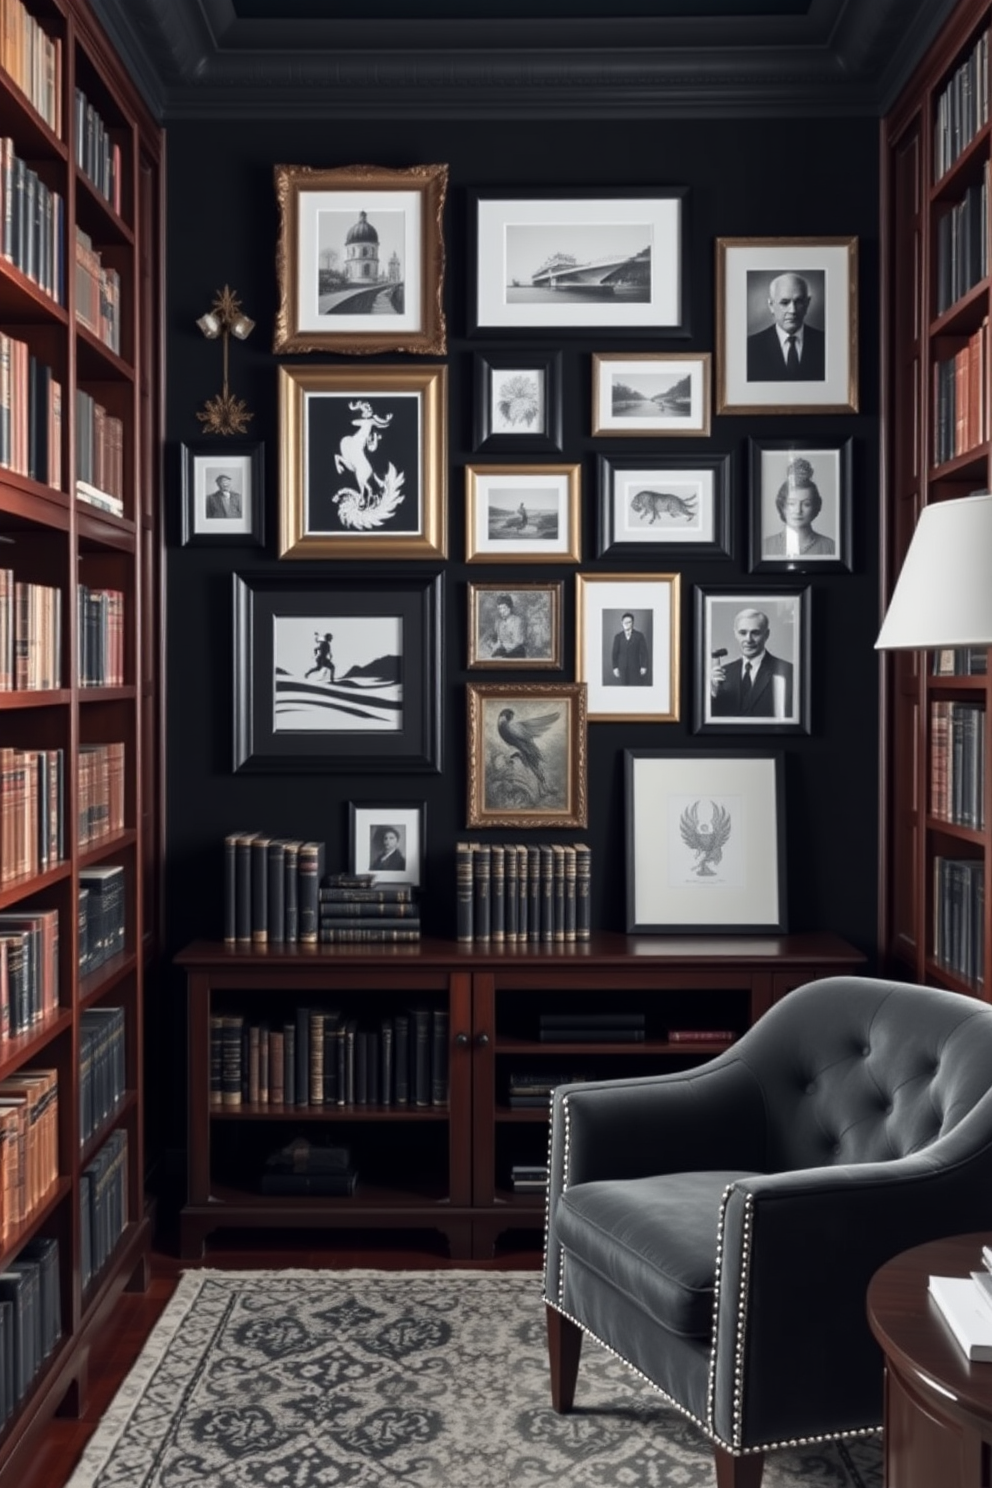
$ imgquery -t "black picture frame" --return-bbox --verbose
[472,350,563,453]
[348,800,426,887]
[232,570,443,772]
[180,441,265,547]
[693,585,811,736]
[596,451,734,559]
[748,437,854,573]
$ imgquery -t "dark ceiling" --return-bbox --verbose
[89,0,958,120]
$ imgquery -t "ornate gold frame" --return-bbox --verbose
[464,463,582,563]
[273,162,447,356]
[278,363,447,559]
[466,682,588,830]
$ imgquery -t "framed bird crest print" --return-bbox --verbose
[466,682,588,828]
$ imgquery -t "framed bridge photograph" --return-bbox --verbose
[469,188,688,335]
[273,162,448,356]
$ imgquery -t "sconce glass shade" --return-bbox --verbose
[196,311,221,339]
[875,492,992,649]
[230,314,255,341]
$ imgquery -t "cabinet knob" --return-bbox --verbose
[455,1032,470,1047]
[476,1032,490,1047]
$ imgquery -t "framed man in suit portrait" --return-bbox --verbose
[694,586,810,735]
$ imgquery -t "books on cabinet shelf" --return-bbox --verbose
[78,865,125,976]
[77,742,124,847]
[0,909,59,1037]
[79,1128,127,1292]
[0,138,64,304]
[77,585,124,687]
[456,840,591,945]
[933,856,985,987]
[933,27,990,182]
[74,228,120,354]
[0,746,63,884]
[73,88,121,215]
[932,319,989,465]
[0,571,61,691]
[223,833,326,947]
[75,389,123,513]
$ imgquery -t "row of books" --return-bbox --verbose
[0,909,58,1040]
[79,1006,125,1149]
[1,0,61,133]
[80,1128,127,1292]
[75,227,121,355]
[933,856,985,988]
[935,168,988,316]
[928,1241,992,1360]
[539,1011,645,1043]
[0,746,63,885]
[456,841,591,945]
[261,1138,356,1197]
[930,701,986,830]
[77,584,125,687]
[0,335,61,486]
[76,388,124,513]
[0,573,61,690]
[932,319,988,466]
[79,865,126,978]
[318,876,421,943]
[74,87,122,214]
[507,1069,589,1108]
[78,742,125,847]
[223,831,325,946]
[0,137,64,303]
[933,646,988,675]
[0,1067,58,1241]
[211,1005,450,1109]
[0,1236,61,1425]
[510,1163,548,1193]
[933,27,989,182]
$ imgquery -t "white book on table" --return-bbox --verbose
[970,1270,992,1324]
[928,1274,992,1361]
[982,1243,992,1273]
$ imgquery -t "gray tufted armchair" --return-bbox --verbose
[544,975,992,1488]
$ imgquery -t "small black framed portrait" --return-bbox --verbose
[694,586,810,735]
[749,439,853,572]
[473,351,563,453]
[467,581,563,670]
[180,441,264,547]
[349,802,425,887]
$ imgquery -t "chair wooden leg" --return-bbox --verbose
[714,1445,764,1488]
[546,1303,582,1413]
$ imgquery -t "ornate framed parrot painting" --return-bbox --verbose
[466,683,588,829]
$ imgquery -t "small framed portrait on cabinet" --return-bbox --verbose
[349,802,425,888]
[749,438,853,572]
[694,586,810,735]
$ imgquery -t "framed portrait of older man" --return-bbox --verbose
[693,586,810,735]
[716,237,858,414]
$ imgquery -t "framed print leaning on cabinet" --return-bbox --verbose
[576,572,680,722]
[466,682,588,829]
[592,353,711,436]
[473,350,563,453]
[465,463,581,562]
[694,585,810,735]
[469,187,688,335]
[749,438,853,572]
[349,801,425,888]
[716,236,858,414]
[597,451,732,559]
[181,441,264,547]
[468,581,563,670]
[273,162,448,355]
[278,363,447,559]
[625,749,786,933]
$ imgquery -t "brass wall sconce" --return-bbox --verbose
[195,285,255,435]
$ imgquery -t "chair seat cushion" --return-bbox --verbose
[556,1170,762,1339]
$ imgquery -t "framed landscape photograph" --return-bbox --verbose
[596,451,733,559]
[470,188,688,335]
[180,441,264,547]
[349,801,425,888]
[575,573,680,723]
[716,236,858,414]
[592,353,711,436]
[694,585,811,735]
[278,363,447,559]
[468,581,563,670]
[748,438,853,572]
[625,749,787,933]
[473,350,563,453]
[466,682,588,829]
[273,162,447,355]
[465,463,581,562]
[232,571,442,772]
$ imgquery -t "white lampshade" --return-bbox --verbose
[875,492,992,649]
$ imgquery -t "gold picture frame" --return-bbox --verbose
[278,363,447,560]
[465,463,582,563]
[575,572,681,723]
[466,682,588,829]
[273,162,448,356]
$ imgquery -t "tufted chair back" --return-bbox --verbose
[737,976,992,1171]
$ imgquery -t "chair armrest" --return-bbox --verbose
[712,1144,992,1449]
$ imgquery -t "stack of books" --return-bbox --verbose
[260,1137,357,1197]
[456,841,591,945]
[318,874,421,944]
[539,1012,645,1043]
[510,1163,548,1194]
[222,832,325,946]
[929,1243,992,1360]
[507,1069,589,1108]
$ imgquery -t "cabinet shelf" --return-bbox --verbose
[931,116,992,200]
[0,860,70,908]
[212,1103,450,1122]
[79,950,138,1008]
[926,816,986,844]
[0,1010,71,1081]
[0,1176,70,1279]
[0,689,70,711]
[930,277,990,336]
[79,1091,136,1169]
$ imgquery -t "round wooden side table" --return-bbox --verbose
[867,1233,992,1488]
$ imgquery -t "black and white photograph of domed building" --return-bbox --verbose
[317,207,406,317]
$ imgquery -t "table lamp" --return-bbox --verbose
[875,491,992,650]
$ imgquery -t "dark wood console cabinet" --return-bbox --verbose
[176,933,866,1261]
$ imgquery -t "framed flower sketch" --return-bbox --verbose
[469,188,688,336]
[349,801,425,888]
[716,236,858,414]
[465,463,581,563]
[591,353,711,437]
[180,441,264,547]
[748,438,853,573]
[468,581,563,670]
[278,364,447,560]
[575,573,680,723]
[694,585,811,736]
[596,452,733,559]
[473,350,563,453]
[625,749,787,933]
[232,571,442,773]
[273,162,447,356]
[466,682,588,829]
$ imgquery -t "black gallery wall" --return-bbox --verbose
[160,111,882,1148]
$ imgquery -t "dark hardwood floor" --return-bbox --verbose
[24,1219,544,1488]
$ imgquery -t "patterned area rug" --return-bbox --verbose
[67,1269,883,1487]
